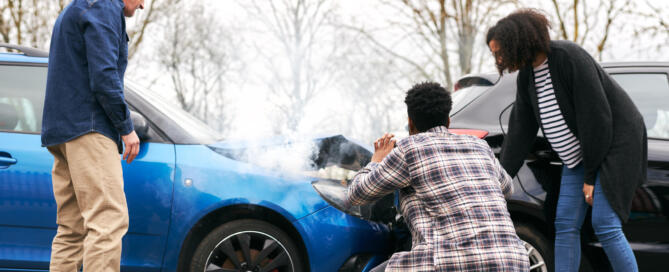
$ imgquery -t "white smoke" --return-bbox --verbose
[238,138,319,177]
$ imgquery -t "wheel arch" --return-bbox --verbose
[508,200,552,240]
[176,204,310,271]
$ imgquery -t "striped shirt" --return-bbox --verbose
[534,60,583,168]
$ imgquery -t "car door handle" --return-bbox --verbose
[0,156,17,166]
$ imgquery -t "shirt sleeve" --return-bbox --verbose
[81,7,133,135]
[491,148,513,197]
[500,71,539,178]
[346,146,411,206]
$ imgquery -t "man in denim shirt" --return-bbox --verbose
[42,0,144,271]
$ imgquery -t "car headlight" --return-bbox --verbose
[311,179,370,218]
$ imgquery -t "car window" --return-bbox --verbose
[0,65,47,133]
[125,81,222,142]
[611,73,669,140]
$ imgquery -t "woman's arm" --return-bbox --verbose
[500,71,540,177]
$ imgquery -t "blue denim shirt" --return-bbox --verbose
[42,0,132,153]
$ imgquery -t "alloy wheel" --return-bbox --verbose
[523,240,548,272]
[204,231,294,272]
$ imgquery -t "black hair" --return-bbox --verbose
[486,8,551,74]
[404,82,452,132]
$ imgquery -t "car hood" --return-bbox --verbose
[207,134,372,174]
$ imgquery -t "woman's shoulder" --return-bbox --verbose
[550,40,582,51]
[549,40,591,60]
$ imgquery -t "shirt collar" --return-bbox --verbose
[426,126,449,133]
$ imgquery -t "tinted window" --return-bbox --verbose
[0,65,47,133]
[611,73,669,140]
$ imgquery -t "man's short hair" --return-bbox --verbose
[404,82,452,132]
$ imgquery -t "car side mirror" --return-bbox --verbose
[130,110,149,141]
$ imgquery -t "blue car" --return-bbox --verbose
[0,44,392,272]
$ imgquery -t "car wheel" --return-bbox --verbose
[190,219,304,272]
[515,222,553,272]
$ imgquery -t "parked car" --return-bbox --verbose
[0,44,393,272]
[448,62,669,271]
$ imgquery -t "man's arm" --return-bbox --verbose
[81,6,139,162]
[491,148,513,197]
[346,134,411,206]
[82,10,133,136]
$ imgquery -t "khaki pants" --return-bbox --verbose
[47,132,129,272]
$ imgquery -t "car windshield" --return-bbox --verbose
[451,85,490,115]
[125,81,223,142]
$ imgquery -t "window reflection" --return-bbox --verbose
[611,73,669,140]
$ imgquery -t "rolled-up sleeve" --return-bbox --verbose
[346,147,411,206]
[81,10,133,135]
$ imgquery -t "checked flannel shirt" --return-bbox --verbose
[348,126,529,271]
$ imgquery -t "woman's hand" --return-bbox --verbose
[371,133,396,163]
[583,183,594,206]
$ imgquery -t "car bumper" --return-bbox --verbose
[294,206,391,272]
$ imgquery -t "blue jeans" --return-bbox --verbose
[554,164,638,272]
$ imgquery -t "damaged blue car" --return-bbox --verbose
[0,44,395,272]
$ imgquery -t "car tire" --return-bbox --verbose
[190,219,304,272]
[515,222,553,272]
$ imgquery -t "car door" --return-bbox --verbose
[118,141,176,271]
[118,103,177,272]
[608,68,669,268]
[0,63,56,269]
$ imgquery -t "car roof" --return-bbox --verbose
[457,61,669,82]
[0,43,49,64]
[600,61,669,68]
[457,72,499,84]
[0,52,48,64]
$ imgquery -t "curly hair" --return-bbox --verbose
[486,9,551,74]
[404,82,452,132]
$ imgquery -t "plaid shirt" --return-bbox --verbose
[348,126,529,271]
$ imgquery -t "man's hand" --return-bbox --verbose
[371,133,396,163]
[583,183,594,206]
[122,131,140,163]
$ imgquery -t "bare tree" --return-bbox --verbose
[449,0,518,75]
[0,0,165,60]
[346,0,515,90]
[156,1,240,132]
[243,0,342,134]
[344,60,407,142]
[125,0,171,59]
[545,0,631,60]
[0,0,61,48]
[325,22,407,142]
[0,2,10,43]
[627,0,669,56]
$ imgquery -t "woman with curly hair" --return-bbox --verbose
[486,9,645,272]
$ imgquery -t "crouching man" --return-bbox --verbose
[346,82,529,271]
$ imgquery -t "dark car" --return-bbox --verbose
[449,62,669,271]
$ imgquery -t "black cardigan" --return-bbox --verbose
[500,40,647,222]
